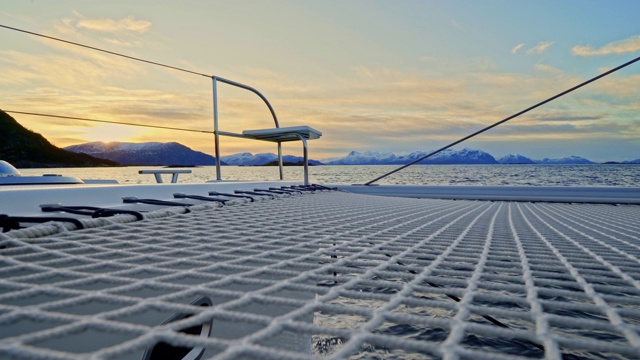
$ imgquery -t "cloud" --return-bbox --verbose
[526,41,554,55]
[102,38,142,47]
[488,121,639,139]
[0,48,142,88]
[511,43,525,54]
[572,35,640,56]
[531,114,604,122]
[75,16,152,33]
[534,64,561,73]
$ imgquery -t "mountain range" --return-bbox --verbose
[62,143,640,166]
[321,149,613,165]
[3,109,637,167]
[64,143,321,166]
[65,141,224,166]
[326,148,500,165]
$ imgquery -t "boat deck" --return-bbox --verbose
[1,190,639,359]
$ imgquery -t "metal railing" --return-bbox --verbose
[0,24,291,183]
[212,76,284,181]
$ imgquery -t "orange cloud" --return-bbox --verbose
[75,16,152,33]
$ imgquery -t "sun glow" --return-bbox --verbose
[82,123,147,143]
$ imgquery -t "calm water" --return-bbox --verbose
[19,164,640,187]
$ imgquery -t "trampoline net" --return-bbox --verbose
[1,191,639,359]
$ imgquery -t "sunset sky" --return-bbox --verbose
[1,0,639,162]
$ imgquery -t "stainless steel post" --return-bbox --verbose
[212,77,221,180]
[295,134,309,186]
[277,142,283,180]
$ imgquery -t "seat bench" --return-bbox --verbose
[241,126,322,185]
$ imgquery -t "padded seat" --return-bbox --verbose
[242,126,322,142]
[241,126,321,186]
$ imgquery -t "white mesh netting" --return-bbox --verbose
[1,190,639,359]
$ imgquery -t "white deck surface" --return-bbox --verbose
[339,184,640,204]
[1,187,639,359]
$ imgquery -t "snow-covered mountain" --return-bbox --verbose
[65,141,222,166]
[65,141,613,167]
[220,152,323,166]
[534,156,595,165]
[325,151,399,165]
[324,148,498,165]
[498,154,535,164]
[417,148,498,164]
[322,148,609,165]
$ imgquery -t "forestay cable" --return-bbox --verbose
[365,54,640,185]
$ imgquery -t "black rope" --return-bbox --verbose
[311,184,338,191]
[40,205,144,220]
[122,197,193,212]
[0,214,84,232]
[283,185,315,192]
[234,190,276,199]
[0,24,211,78]
[208,191,255,202]
[3,110,213,134]
[271,187,303,194]
[365,54,640,185]
[173,193,227,204]
[253,188,291,195]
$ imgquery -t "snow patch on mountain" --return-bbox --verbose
[325,150,398,165]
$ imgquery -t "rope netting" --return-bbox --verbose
[0,190,639,359]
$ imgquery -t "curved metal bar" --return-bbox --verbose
[212,76,282,181]
[214,76,280,128]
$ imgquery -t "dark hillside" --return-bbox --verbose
[0,109,119,168]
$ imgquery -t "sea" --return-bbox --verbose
[19,164,640,187]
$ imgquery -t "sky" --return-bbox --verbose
[1,0,639,162]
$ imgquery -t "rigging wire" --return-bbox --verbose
[0,24,211,78]
[2,110,214,134]
[365,54,640,185]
